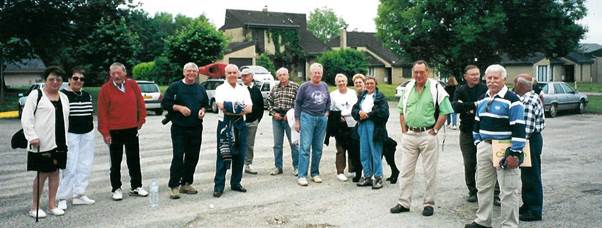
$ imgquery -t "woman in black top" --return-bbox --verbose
[21,66,70,218]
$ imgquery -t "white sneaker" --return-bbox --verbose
[57,200,67,210]
[28,209,47,218]
[130,187,149,197]
[112,188,123,201]
[297,177,308,186]
[48,207,65,216]
[312,176,323,183]
[293,168,298,176]
[336,173,348,182]
[346,172,356,178]
[73,195,95,205]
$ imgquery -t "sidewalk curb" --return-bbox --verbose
[0,111,19,119]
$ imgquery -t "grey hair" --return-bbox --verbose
[183,62,198,71]
[516,73,533,87]
[110,62,127,73]
[310,62,323,73]
[225,64,239,73]
[334,73,347,84]
[276,67,289,75]
[485,64,507,79]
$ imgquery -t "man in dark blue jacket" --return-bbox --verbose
[162,62,208,200]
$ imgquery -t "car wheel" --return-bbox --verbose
[154,109,163,115]
[576,100,586,114]
[549,104,558,118]
[211,99,218,113]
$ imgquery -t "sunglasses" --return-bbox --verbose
[71,76,85,82]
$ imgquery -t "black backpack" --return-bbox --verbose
[11,89,42,149]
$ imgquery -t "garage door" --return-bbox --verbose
[229,58,253,68]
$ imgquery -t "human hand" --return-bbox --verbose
[178,106,191,117]
[198,109,205,119]
[273,113,282,120]
[359,111,368,120]
[30,138,40,148]
[103,136,112,144]
[295,122,300,132]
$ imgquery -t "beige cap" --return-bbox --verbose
[241,69,253,76]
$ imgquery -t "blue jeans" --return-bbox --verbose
[520,132,543,216]
[214,118,247,192]
[298,112,327,178]
[272,119,299,170]
[358,120,383,177]
[447,113,457,126]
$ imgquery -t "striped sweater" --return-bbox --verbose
[472,86,526,152]
[62,89,94,134]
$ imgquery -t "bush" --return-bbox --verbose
[132,61,156,81]
[317,48,368,85]
[256,53,276,76]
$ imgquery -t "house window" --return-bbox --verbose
[368,67,375,76]
[537,65,549,82]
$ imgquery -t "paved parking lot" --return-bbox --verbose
[1,104,601,227]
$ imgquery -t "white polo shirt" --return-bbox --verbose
[215,81,253,121]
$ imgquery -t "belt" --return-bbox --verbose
[406,125,434,132]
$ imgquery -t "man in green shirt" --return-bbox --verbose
[390,60,453,217]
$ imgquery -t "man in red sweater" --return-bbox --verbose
[98,62,148,201]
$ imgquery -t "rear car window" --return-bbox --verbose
[139,83,159,93]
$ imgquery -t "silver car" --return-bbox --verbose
[136,80,163,115]
[537,82,588,118]
[200,78,225,113]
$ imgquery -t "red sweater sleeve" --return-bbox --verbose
[130,80,147,127]
[97,84,110,137]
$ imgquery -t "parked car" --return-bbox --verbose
[136,80,163,115]
[256,80,273,108]
[395,80,447,98]
[537,81,588,118]
[18,82,69,118]
[240,65,275,82]
[200,78,225,113]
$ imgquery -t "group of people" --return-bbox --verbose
[21,60,545,228]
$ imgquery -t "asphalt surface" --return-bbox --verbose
[1,104,601,228]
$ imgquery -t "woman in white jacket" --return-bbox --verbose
[21,66,70,218]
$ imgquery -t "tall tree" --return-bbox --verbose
[0,0,134,66]
[317,48,368,85]
[376,0,587,78]
[164,17,227,68]
[77,17,142,84]
[307,7,348,44]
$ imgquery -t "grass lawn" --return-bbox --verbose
[575,82,602,93]
[587,95,602,114]
[328,83,399,101]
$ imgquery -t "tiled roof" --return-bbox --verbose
[579,43,602,54]
[500,53,546,65]
[4,58,46,72]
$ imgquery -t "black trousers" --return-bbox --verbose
[169,125,202,188]
[349,138,362,176]
[109,128,142,192]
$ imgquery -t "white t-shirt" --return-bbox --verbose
[330,89,358,127]
[215,82,253,121]
[360,93,375,113]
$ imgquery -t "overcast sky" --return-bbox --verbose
[138,0,602,44]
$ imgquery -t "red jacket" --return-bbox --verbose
[97,79,146,137]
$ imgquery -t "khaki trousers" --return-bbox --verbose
[474,141,521,228]
[397,131,439,208]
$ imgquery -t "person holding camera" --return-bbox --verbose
[161,62,208,199]
[267,67,300,176]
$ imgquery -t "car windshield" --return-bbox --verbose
[138,83,159,93]
[246,66,269,74]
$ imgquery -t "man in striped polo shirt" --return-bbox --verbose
[465,65,526,228]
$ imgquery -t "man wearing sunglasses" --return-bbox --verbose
[466,64,526,228]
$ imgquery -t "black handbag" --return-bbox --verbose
[11,89,42,149]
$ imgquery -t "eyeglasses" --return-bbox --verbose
[72,76,85,82]
[47,78,63,82]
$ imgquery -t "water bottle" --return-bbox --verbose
[149,178,159,208]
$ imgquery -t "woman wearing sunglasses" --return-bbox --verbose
[56,67,96,210]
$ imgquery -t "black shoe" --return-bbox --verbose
[213,191,223,198]
[422,206,434,216]
[464,222,491,228]
[494,196,501,206]
[352,176,361,183]
[372,177,383,189]
[390,204,410,213]
[356,177,372,187]
[519,211,542,221]
[466,193,477,203]
[231,185,247,193]
[386,171,399,184]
